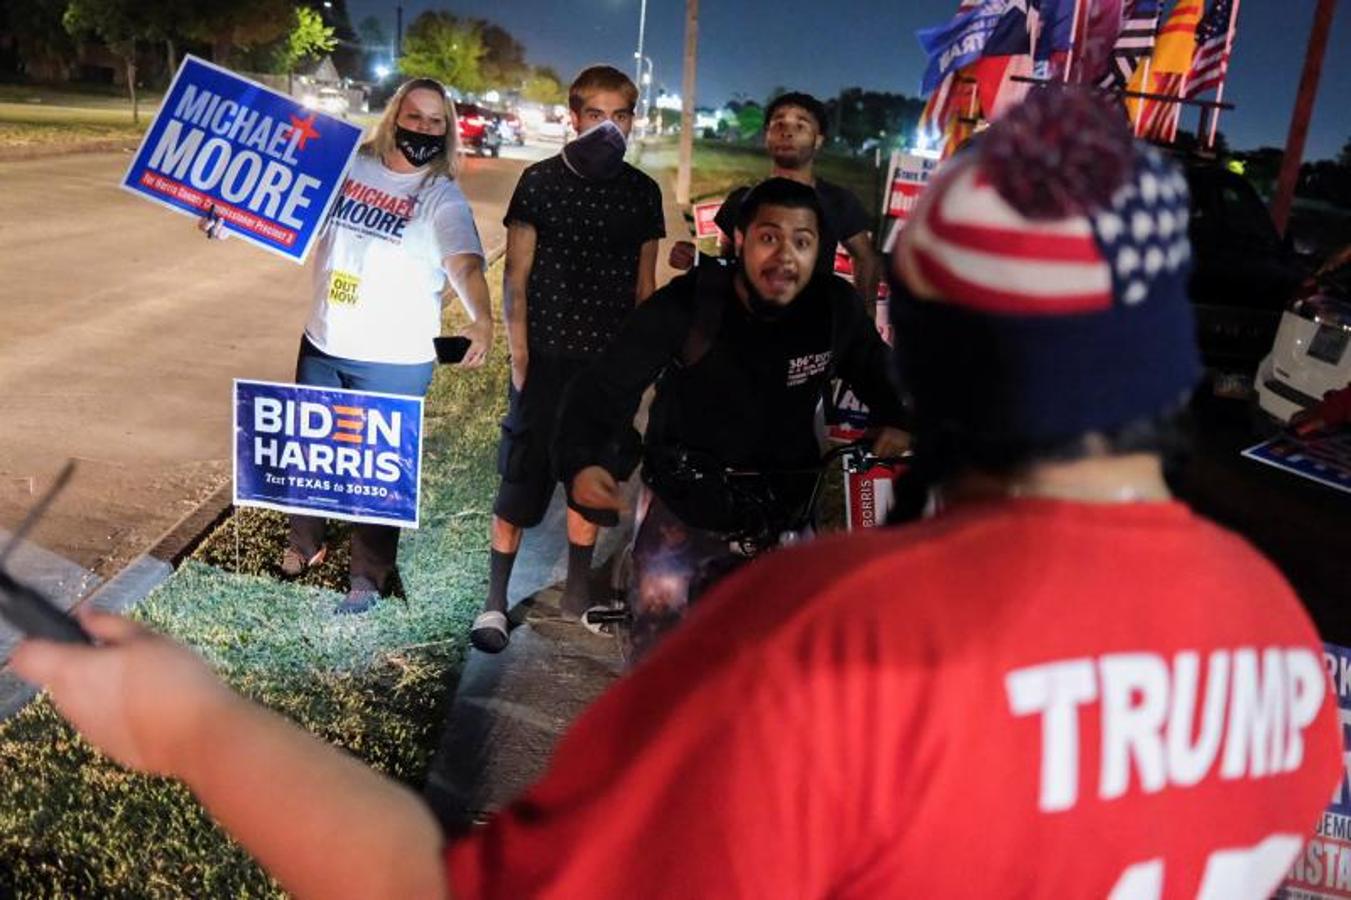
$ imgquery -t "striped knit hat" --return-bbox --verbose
[892,88,1201,446]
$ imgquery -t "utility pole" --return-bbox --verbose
[395,5,404,59]
[1271,0,1337,236]
[635,0,648,89]
[676,0,699,207]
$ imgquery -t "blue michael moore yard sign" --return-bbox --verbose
[234,380,424,528]
[122,55,362,263]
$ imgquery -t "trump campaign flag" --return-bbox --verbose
[918,0,1021,95]
[122,55,363,264]
[1033,0,1078,79]
[234,381,425,528]
[967,0,1036,119]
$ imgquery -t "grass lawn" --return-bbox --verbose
[0,262,507,896]
[0,86,158,149]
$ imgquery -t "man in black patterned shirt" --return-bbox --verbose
[472,65,665,653]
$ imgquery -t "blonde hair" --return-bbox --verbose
[360,77,462,181]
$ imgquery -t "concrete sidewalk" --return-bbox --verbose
[423,166,692,827]
[422,486,631,827]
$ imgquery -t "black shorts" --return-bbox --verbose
[492,353,617,529]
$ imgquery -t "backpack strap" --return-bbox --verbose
[679,257,734,367]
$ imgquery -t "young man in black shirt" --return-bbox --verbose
[473,65,665,653]
[559,178,907,657]
[673,92,882,307]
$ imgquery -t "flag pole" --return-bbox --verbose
[1063,0,1088,82]
[1132,56,1151,135]
[1271,0,1337,235]
[1203,0,1242,148]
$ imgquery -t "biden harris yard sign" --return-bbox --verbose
[234,380,424,528]
[122,55,362,263]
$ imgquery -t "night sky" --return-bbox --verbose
[349,0,1351,159]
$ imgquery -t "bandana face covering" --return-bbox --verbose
[561,119,628,181]
[394,126,446,167]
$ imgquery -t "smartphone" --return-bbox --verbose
[0,570,92,644]
[434,336,472,365]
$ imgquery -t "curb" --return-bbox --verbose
[79,243,508,611]
[0,139,141,163]
[0,229,512,721]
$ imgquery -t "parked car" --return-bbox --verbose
[301,86,349,118]
[456,102,502,157]
[1256,250,1351,422]
[495,110,526,146]
[1183,161,1310,374]
[535,116,568,142]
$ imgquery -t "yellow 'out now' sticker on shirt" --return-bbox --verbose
[327,270,361,306]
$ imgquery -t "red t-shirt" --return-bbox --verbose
[445,499,1342,899]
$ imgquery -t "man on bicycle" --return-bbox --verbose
[557,177,908,657]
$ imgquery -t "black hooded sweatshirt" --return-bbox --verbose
[554,260,906,528]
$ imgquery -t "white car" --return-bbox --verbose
[301,87,349,118]
[1256,262,1351,422]
[535,118,568,142]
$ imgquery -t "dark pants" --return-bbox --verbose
[289,336,435,591]
[493,351,617,529]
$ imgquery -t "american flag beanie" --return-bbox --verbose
[892,88,1202,445]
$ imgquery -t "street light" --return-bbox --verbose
[638,55,654,133]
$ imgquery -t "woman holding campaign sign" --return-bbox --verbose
[209,77,492,613]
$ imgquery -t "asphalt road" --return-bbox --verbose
[0,143,549,581]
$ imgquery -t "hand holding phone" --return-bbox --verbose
[0,460,92,644]
[434,336,472,365]
[0,570,92,644]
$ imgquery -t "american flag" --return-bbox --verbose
[1184,0,1239,98]
[1099,0,1162,90]
[1139,72,1185,140]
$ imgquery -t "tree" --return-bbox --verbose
[63,0,165,122]
[522,65,565,104]
[1340,137,1351,170]
[5,0,78,81]
[477,21,527,90]
[272,6,337,74]
[398,10,486,94]
[181,0,292,70]
[358,15,388,51]
[824,88,926,153]
[735,102,764,137]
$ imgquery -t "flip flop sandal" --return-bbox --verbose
[470,610,509,654]
[280,544,327,578]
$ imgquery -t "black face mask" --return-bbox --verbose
[394,126,445,167]
[561,120,627,181]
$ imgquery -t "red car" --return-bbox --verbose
[456,103,502,157]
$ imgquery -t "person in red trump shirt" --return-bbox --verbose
[11,88,1341,900]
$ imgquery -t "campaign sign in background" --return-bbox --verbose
[122,55,362,263]
[234,380,424,528]
[1276,642,1351,898]
[1243,432,1351,497]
